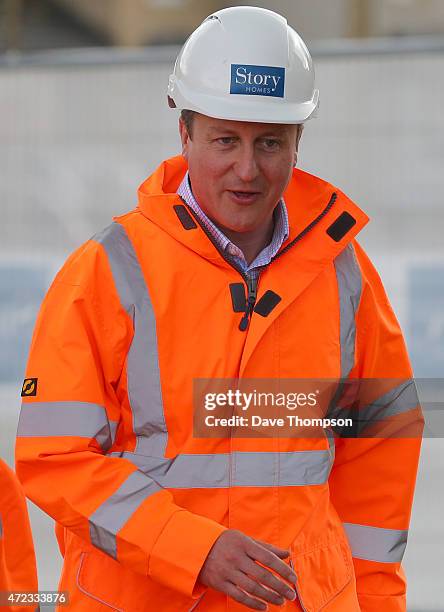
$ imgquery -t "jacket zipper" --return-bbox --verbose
[179,193,337,332]
[188,591,206,611]
[239,273,259,331]
[179,196,262,331]
[289,558,307,612]
[177,195,337,611]
[270,193,337,264]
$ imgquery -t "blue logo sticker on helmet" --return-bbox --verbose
[230,64,285,98]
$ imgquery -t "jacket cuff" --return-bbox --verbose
[358,593,406,612]
[149,510,227,598]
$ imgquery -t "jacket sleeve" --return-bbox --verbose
[15,234,226,600]
[0,458,38,603]
[328,240,424,612]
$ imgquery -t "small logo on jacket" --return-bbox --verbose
[21,378,38,397]
[230,64,285,98]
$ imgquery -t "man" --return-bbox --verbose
[16,6,422,612]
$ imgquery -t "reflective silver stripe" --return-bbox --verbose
[93,223,166,457]
[233,449,333,487]
[334,243,362,379]
[107,421,119,448]
[343,522,408,563]
[89,469,162,559]
[108,449,334,488]
[325,426,336,458]
[0,514,3,537]
[17,401,117,451]
[356,380,420,433]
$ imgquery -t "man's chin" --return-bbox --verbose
[219,219,262,234]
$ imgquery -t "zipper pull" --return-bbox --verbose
[239,276,257,331]
[239,311,250,331]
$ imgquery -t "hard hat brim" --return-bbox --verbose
[169,80,319,124]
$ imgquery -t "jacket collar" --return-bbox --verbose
[137,155,370,267]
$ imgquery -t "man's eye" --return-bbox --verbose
[217,137,235,145]
[262,139,280,149]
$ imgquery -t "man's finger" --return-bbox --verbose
[249,543,297,584]
[225,581,268,611]
[232,570,285,607]
[252,538,291,559]
[238,559,296,602]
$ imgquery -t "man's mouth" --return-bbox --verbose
[228,190,261,204]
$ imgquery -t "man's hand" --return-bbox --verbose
[198,529,297,610]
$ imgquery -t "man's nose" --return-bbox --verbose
[233,146,260,183]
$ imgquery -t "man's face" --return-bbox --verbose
[179,113,302,233]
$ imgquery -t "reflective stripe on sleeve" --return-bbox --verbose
[108,448,334,488]
[343,522,408,563]
[356,379,419,433]
[334,243,362,379]
[327,243,363,422]
[17,401,117,451]
[89,469,162,558]
[92,223,167,457]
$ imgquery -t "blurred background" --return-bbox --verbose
[0,1,443,610]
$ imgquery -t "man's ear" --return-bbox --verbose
[179,117,189,160]
[293,125,304,167]
[296,124,304,151]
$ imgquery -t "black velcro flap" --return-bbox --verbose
[173,204,197,230]
[229,283,247,312]
[254,290,282,317]
[326,211,356,242]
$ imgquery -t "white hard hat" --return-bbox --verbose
[167,6,319,124]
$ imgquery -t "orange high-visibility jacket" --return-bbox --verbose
[0,458,38,611]
[16,156,423,612]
